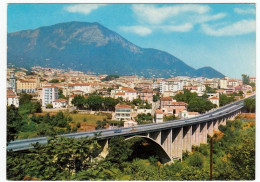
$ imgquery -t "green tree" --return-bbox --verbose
[49,79,59,83]
[244,98,255,113]
[7,105,25,143]
[242,74,249,85]
[103,97,118,111]
[58,89,66,99]
[46,103,53,109]
[219,94,235,106]
[19,93,32,105]
[71,95,86,110]
[86,95,103,110]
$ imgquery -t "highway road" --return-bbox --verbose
[7,95,255,151]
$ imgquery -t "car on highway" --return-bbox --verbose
[114,129,122,133]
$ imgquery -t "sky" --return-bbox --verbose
[7,3,256,79]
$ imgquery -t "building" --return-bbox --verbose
[7,89,19,107]
[121,87,137,101]
[138,89,154,103]
[124,120,138,127]
[208,96,219,107]
[52,98,68,108]
[42,86,59,107]
[68,83,92,95]
[114,104,132,121]
[17,80,37,93]
[178,110,200,119]
[160,97,188,116]
[249,77,256,83]
[155,109,164,123]
[220,77,229,89]
[9,72,16,92]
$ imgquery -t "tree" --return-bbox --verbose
[86,95,103,110]
[58,89,66,99]
[244,98,255,113]
[46,103,53,109]
[103,97,118,111]
[71,95,86,110]
[219,94,235,106]
[188,97,216,113]
[19,93,32,105]
[7,105,25,143]
[49,79,59,83]
[205,85,216,93]
[101,75,119,82]
[7,136,101,180]
[174,89,197,103]
[242,74,249,85]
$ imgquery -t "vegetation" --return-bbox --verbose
[18,93,42,114]
[219,94,235,106]
[205,85,216,93]
[49,79,59,83]
[163,115,177,122]
[244,98,255,113]
[174,90,217,113]
[242,74,250,85]
[7,118,255,180]
[101,75,120,82]
[134,113,153,124]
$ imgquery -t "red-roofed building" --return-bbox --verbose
[7,89,19,107]
[114,104,132,121]
[160,97,188,116]
[208,96,219,107]
[53,98,68,108]
[155,109,164,123]
[138,89,154,103]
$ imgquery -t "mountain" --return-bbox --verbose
[7,21,225,78]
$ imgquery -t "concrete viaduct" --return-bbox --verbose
[7,95,254,162]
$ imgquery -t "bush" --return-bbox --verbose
[46,103,53,109]
[188,153,204,167]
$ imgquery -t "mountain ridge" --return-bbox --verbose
[7,21,225,78]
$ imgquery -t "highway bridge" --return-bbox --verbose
[7,95,255,162]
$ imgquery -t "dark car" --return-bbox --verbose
[114,129,122,133]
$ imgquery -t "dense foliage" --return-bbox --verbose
[244,98,255,113]
[134,113,153,124]
[219,94,235,106]
[174,90,217,113]
[18,93,42,115]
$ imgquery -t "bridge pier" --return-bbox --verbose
[200,122,207,143]
[213,120,219,132]
[172,127,183,159]
[192,124,200,146]
[207,121,213,137]
[161,129,172,157]
[183,126,192,152]
[149,131,161,144]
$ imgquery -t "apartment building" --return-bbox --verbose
[42,86,59,107]
[115,104,132,121]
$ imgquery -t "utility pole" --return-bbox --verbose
[210,137,213,181]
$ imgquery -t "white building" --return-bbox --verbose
[208,96,219,107]
[155,110,164,123]
[178,110,200,119]
[124,120,138,127]
[68,83,92,95]
[7,89,19,107]
[53,98,68,108]
[42,86,59,107]
[114,104,132,121]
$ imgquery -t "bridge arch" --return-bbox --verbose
[125,135,172,163]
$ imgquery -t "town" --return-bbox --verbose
[7,66,255,137]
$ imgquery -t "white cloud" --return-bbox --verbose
[234,8,255,15]
[201,19,255,36]
[132,4,210,24]
[120,26,152,36]
[193,13,226,24]
[160,23,193,32]
[65,4,106,15]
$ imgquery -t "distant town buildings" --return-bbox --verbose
[7,66,255,129]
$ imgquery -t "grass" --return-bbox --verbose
[68,113,107,124]
[68,113,108,132]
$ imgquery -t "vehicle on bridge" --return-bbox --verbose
[114,129,122,133]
